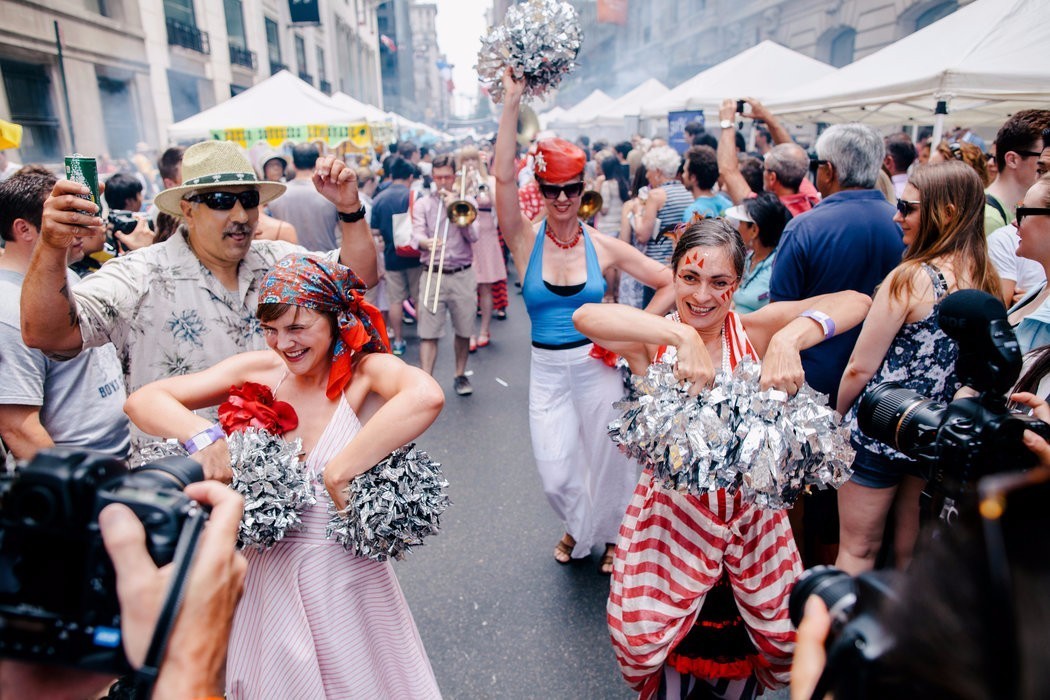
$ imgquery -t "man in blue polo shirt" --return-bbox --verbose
[770,123,903,401]
[769,123,903,567]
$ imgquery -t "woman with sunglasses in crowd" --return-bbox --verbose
[836,161,1001,576]
[726,193,792,314]
[1007,174,1050,351]
[494,69,674,573]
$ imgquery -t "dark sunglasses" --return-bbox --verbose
[1016,206,1050,227]
[808,158,828,173]
[186,190,261,210]
[1011,150,1042,159]
[896,198,921,217]
[538,181,585,200]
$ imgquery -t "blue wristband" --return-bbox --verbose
[182,423,226,455]
[800,309,836,340]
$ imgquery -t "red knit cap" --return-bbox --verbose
[530,138,586,182]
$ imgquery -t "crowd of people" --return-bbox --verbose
[0,85,1049,699]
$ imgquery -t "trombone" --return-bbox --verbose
[422,169,478,313]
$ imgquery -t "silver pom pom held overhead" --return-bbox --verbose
[476,0,582,103]
[327,444,451,562]
[609,358,855,509]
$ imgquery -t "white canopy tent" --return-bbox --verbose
[330,92,392,124]
[639,41,835,119]
[168,71,366,142]
[538,106,567,130]
[765,0,1050,138]
[548,89,614,139]
[578,79,669,141]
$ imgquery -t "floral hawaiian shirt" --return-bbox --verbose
[73,231,332,441]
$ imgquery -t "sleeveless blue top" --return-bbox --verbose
[522,221,606,346]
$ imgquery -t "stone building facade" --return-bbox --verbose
[0,0,383,164]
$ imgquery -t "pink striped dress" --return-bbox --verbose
[226,397,441,699]
[606,313,802,699]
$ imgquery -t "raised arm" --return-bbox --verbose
[493,68,536,268]
[742,290,873,394]
[717,100,753,205]
[745,98,793,146]
[573,303,714,393]
[314,156,378,287]
[21,180,97,356]
[322,353,445,509]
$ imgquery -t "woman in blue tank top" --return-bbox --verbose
[494,69,674,573]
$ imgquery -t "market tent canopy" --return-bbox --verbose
[640,41,835,118]
[765,0,1050,127]
[330,92,392,124]
[580,79,668,127]
[384,112,451,146]
[168,71,367,142]
[550,89,614,127]
[538,106,567,129]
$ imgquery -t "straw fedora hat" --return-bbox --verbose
[154,141,286,217]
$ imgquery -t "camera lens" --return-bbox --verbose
[127,456,204,490]
[789,565,857,628]
[857,382,945,457]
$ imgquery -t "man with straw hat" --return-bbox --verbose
[20,140,377,479]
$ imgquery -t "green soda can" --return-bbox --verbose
[64,154,100,209]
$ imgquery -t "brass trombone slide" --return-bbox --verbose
[423,170,478,313]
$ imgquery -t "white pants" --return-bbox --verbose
[529,344,639,558]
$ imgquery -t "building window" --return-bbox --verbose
[224,0,246,47]
[163,0,195,26]
[167,69,201,122]
[915,1,958,30]
[97,75,140,160]
[829,28,856,67]
[295,35,311,84]
[1,60,61,162]
[266,17,285,73]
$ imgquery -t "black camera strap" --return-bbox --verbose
[131,506,208,694]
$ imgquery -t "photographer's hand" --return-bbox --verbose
[1010,392,1050,466]
[101,480,247,700]
[791,596,831,700]
[114,216,156,252]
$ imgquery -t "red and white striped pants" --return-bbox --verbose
[607,469,801,699]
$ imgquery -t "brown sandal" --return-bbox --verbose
[554,534,575,564]
[599,544,615,575]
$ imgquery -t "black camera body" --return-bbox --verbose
[789,566,901,700]
[107,210,153,236]
[857,290,1050,515]
[0,448,204,673]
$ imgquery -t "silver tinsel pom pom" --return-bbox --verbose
[133,430,315,550]
[610,358,854,508]
[326,444,451,562]
[476,0,581,103]
[227,429,314,550]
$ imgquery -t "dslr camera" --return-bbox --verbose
[107,210,153,236]
[857,290,1050,518]
[0,448,205,674]
[789,566,902,700]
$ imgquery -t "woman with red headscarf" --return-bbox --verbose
[124,253,444,699]
[494,68,675,573]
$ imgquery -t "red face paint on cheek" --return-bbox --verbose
[721,289,733,302]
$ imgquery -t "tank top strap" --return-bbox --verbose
[580,225,604,290]
[922,263,950,300]
[272,369,291,395]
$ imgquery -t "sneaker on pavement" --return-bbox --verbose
[454,375,473,396]
[392,340,407,356]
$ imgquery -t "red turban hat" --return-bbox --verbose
[530,138,585,183]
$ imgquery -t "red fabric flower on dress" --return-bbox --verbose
[590,343,619,368]
[218,382,299,436]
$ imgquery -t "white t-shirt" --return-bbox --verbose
[988,223,1045,292]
